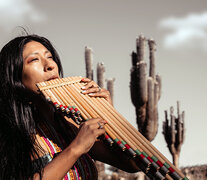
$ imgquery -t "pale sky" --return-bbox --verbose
[0,0,207,168]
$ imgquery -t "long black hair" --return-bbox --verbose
[0,35,64,179]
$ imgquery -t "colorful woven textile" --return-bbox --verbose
[38,122,97,180]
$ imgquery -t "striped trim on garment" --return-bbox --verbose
[40,136,78,180]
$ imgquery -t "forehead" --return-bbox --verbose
[23,41,50,58]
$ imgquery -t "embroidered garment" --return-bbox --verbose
[36,121,98,180]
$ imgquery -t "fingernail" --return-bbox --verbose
[81,90,87,93]
[81,86,86,90]
[88,93,94,96]
[81,78,85,81]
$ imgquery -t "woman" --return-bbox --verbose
[0,34,139,180]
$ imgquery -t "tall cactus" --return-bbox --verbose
[85,47,94,80]
[106,78,115,105]
[97,62,105,88]
[130,35,161,141]
[163,101,185,168]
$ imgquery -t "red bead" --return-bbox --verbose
[168,167,175,173]
[147,156,153,162]
[139,154,145,159]
[124,144,130,150]
[156,160,163,167]
[117,141,121,145]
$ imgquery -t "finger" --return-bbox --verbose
[94,128,106,137]
[80,78,91,83]
[80,119,106,136]
[81,81,99,90]
[88,90,109,98]
[83,82,98,90]
[84,117,106,125]
[86,121,106,130]
[81,87,101,94]
[97,121,106,129]
[88,90,113,105]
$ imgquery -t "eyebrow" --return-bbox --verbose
[24,50,51,60]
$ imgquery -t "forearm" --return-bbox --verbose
[90,141,140,173]
[33,141,81,180]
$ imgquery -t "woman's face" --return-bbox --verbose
[22,41,59,92]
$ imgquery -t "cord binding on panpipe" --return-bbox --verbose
[36,76,189,180]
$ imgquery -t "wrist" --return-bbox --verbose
[66,140,84,159]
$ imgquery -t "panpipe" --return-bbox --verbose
[36,76,188,180]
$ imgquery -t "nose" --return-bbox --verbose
[43,58,55,72]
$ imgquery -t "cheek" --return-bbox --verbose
[22,67,44,92]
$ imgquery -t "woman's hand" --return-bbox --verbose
[71,118,106,156]
[80,78,113,105]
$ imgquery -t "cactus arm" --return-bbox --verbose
[97,62,105,88]
[85,47,94,80]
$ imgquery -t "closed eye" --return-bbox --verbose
[47,56,53,59]
[30,58,38,62]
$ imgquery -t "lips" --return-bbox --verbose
[47,75,59,81]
